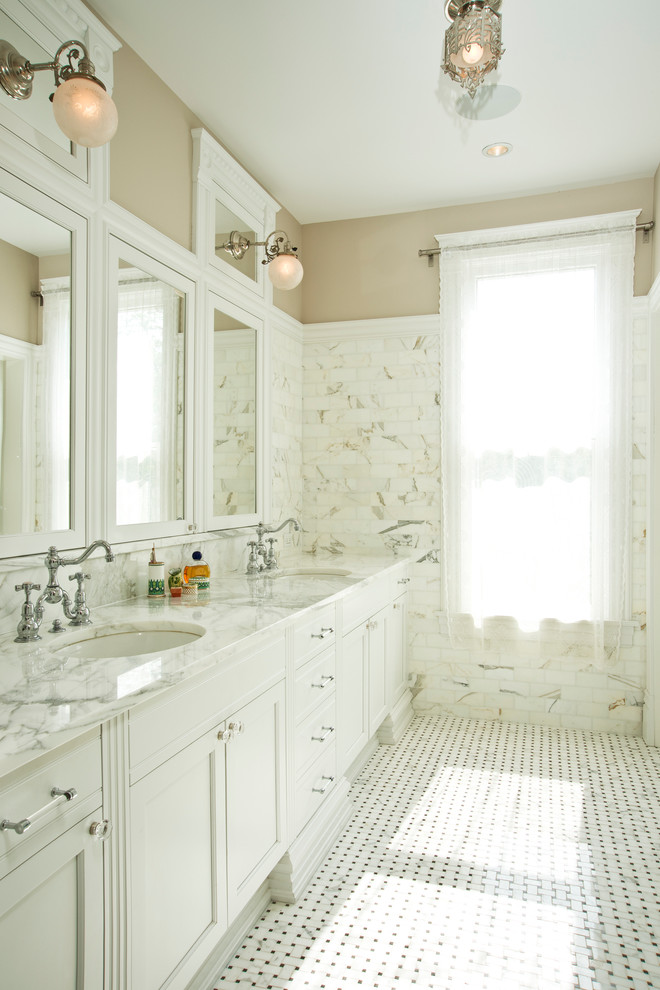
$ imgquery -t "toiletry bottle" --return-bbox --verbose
[148,544,165,597]
[184,550,210,593]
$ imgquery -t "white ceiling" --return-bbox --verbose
[88,0,660,225]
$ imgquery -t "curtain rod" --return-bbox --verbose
[418,220,655,266]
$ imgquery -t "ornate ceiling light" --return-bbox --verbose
[443,0,504,99]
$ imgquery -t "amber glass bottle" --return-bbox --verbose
[183,550,210,592]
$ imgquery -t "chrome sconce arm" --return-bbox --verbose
[0,38,118,147]
[223,229,303,290]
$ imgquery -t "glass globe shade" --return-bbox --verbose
[462,42,484,65]
[268,253,303,290]
[52,76,118,148]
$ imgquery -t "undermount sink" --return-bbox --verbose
[274,567,352,578]
[52,622,206,659]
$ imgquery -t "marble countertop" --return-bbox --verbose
[0,551,417,775]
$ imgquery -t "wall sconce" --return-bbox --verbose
[223,229,304,290]
[0,38,118,147]
[443,0,504,98]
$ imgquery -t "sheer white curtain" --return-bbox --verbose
[438,213,637,666]
[116,270,183,526]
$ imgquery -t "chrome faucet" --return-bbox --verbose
[14,540,115,643]
[247,519,302,574]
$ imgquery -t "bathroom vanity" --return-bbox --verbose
[0,553,414,990]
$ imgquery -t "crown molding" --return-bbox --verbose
[192,128,280,221]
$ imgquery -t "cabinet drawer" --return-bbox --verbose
[130,635,286,776]
[0,733,102,870]
[294,646,336,723]
[294,744,337,837]
[293,603,336,666]
[341,576,389,633]
[294,694,336,779]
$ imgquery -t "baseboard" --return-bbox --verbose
[269,776,353,903]
[186,882,272,990]
[377,689,414,745]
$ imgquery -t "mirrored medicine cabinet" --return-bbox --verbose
[0,171,86,559]
[0,2,278,558]
[206,293,266,529]
[106,236,195,543]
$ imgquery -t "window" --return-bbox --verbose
[438,214,636,655]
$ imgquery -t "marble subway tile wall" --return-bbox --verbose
[271,324,304,545]
[302,329,441,555]
[302,313,648,735]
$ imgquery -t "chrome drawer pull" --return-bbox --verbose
[311,674,335,689]
[1,785,78,835]
[311,626,334,639]
[217,728,234,743]
[311,726,335,743]
[228,720,244,735]
[312,775,335,794]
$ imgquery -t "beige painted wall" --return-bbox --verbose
[301,179,655,324]
[0,239,38,344]
[108,42,302,322]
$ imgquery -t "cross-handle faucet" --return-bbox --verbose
[248,519,302,575]
[14,540,115,642]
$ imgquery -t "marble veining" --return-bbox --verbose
[0,551,414,773]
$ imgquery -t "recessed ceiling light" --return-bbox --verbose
[482,142,512,157]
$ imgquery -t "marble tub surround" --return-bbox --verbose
[302,316,648,737]
[0,550,416,773]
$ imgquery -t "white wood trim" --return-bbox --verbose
[304,313,442,343]
[646,284,660,746]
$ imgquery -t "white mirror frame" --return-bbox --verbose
[193,128,280,303]
[105,232,196,545]
[204,289,270,532]
[0,167,86,558]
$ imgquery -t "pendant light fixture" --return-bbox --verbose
[443,0,504,99]
[0,38,118,147]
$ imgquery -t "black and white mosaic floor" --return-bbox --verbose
[214,714,660,989]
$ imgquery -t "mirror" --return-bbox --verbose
[114,259,186,527]
[215,201,258,282]
[212,306,257,516]
[0,191,72,536]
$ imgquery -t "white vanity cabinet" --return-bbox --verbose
[337,567,411,775]
[0,732,105,990]
[128,637,287,990]
[291,602,338,836]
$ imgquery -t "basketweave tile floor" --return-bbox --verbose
[213,714,660,990]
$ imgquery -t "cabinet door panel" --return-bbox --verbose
[387,594,408,706]
[368,608,388,736]
[130,732,226,990]
[0,810,104,990]
[226,680,286,918]
[337,623,369,775]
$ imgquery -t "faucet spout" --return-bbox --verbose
[256,518,302,539]
[58,540,115,566]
